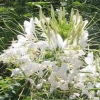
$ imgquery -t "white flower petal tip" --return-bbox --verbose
[24,18,35,36]
[11,68,21,77]
[50,33,67,50]
[36,83,43,89]
[27,78,36,86]
[85,52,93,65]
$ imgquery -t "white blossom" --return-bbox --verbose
[0,8,99,100]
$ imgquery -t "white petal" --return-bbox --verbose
[50,87,54,93]
[62,40,67,49]
[97,90,100,96]
[17,35,26,42]
[30,18,35,34]
[95,83,100,88]
[24,21,30,29]
[11,68,21,77]
[27,78,35,86]
[57,34,63,48]
[85,52,93,65]
[83,20,88,28]
[36,83,43,89]
[24,18,35,35]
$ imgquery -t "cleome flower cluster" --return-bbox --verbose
[0,7,100,99]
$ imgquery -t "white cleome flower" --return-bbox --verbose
[0,7,99,99]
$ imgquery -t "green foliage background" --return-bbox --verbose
[0,0,100,99]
